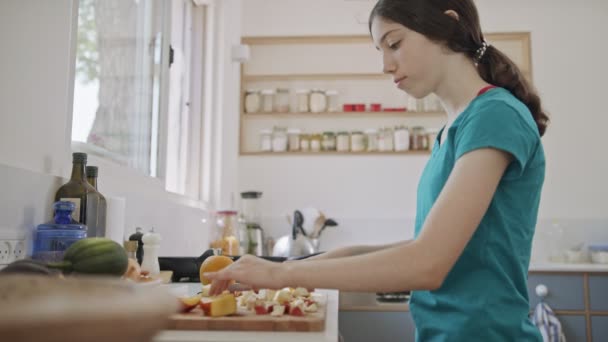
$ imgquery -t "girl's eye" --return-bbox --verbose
[388,41,401,50]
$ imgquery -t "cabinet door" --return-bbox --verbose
[557,315,587,342]
[592,316,608,342]
[339,311,415,342]
[589,275,608,311]
[528,274,585,310]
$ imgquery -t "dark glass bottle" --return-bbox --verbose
[129,227,144,265]
[86,166,107,238]
[54,153,102,236]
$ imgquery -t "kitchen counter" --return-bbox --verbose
[529,262,608,273]
[339,292,409,312]
[153,283,339,342]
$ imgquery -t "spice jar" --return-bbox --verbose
[365,129,378,152]
[300,134,310,151]
[326,90,339,112]
[426,128,440,150]
[322,131,336,151]
[272,126,288,152]
[379,127,394,151]
[309,89,327,113]
[310,134,322,152]
[296,89,310,113]
[261,89,276,113]
[259,129,272,152]
[244,89,261,113]
[351,131,366,152]
[287,128,301,151]
[410,126,427,150]
[336,131,350,152]
[210,210,240,256]
[275,88,290,113]
[394,125,410,151]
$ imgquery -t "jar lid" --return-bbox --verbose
[261,89,276,95]
[364,129,378,134]
[322,131,335,135]
[241,191,262,199]
[295,89,310,94]
[337,131,349,135]
[276,88,289,93]
[216,210,238,215]
[351,131,364,135]
[287,128,302,134]
[325,90,338,95]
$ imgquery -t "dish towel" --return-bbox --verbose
[531,301,566,342]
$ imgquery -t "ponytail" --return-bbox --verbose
[477,46,549,136]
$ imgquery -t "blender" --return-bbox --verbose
[239,191,265,256]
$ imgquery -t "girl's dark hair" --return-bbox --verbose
[369,0,549,136]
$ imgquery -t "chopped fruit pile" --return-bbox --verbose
[236,287,318,317]
[177,286,319,318]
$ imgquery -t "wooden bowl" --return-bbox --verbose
[0,274,179,342]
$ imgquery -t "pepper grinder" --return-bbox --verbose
[141,228,161,276]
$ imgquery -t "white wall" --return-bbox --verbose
[0,0,244,257]
[237,0,608,253]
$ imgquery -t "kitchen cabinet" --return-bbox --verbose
[527,274,585,310]
[558,314,588,342]
[239,33,532,155]
[339,311,415,342]
[589,275,608,311]
[591,316,608,342]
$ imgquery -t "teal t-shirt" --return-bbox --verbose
[411,88,545,341]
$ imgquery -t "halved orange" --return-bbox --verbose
[199,255,234,285]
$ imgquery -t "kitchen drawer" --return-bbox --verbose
[528,274,585,310]
[339,311,414,342]
[558,315,587,342]
[592,316,608,342]
[589,275,608,311]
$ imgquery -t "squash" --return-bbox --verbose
[48,238,128,276]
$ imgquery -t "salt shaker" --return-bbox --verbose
[141,228,161,276]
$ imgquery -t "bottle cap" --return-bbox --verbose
[73,152,87,163]
[86,166,98,177]
[241,191,262,199]
[53,201,76,212]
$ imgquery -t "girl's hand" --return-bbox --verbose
[204,255,288,296]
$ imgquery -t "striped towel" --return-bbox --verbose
[531,301,566,342]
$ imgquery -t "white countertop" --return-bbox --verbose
[529,262,608,272]
[153,283,339,342]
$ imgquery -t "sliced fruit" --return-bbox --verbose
[199,293,237,317]
[179,294,202,313]
[199,255,234,286]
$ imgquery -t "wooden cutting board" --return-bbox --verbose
[168,294,326,332]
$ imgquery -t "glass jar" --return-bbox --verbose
[287,128,301,151]
[261,89,276,113]
[310,134,322,152]
[380,127,394,151]
[336,131,350,152]
[321,132,336,151]
[410,126,427,150]
[406,95,418,112]
[426,128,440,150]
[210,210,240,256]
[300,134,310,151]
[351,131,366,152]
[275,88,290,113]
[272,126,288,152]
[296,89,310,113]
[325,90,339,112]
[244,89,261,113]
[259,129,272,152]
[365,129,378,152]
[394,125,411,151]
[309,89,327,113]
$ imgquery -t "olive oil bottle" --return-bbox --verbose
[86,165,107,237]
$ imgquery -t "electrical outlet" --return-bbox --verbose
[0,241,11,265]
[11,240,26,262]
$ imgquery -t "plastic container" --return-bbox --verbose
[244,89,261,113]
[295,89,310,112]
[350,131,365,152]
[589,244,608,264]
[275,88,290,113]
[259,129,273,152]
[309,89,327,113]
[325,90,339,112]
[33,201,88,263]
[260,89,276,113]
[272,126,288,152]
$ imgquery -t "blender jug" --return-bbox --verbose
[240,191,265,256]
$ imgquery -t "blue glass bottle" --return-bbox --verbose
[33,201,88,262]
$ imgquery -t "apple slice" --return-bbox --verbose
[179,294,202,313]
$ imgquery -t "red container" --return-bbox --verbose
[370,103,382,112]
[355,104,366,112]
[343,104,354,112]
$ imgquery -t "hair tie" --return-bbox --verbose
[474,40,490,65]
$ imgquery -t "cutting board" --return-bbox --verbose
[168,293,326,332]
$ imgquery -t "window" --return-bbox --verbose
[71,0,211,200]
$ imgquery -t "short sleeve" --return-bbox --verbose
[454,100,539,177]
